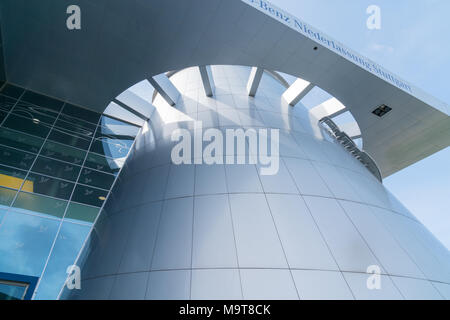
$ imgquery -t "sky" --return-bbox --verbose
[269,0,450,249]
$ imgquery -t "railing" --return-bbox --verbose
[319,116,382,182]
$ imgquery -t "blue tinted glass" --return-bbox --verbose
[0,209,5,224]
[84,153,123,175]
[33,222,90,300]
[0,211,59,276]
[0,282,27,300]
[98,116,140,137]
[90,138,131,159]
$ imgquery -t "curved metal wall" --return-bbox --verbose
[62,66,450,300]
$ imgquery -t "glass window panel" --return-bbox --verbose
[25,173,75,200]
[71,185,107,207]
[0,165,27,190]
[31,157,81,181]
[78,168,114,190]
[0,211,60,276]
[3,113,50,138]
[58,114,97,132]
[47,129,91,150]
[0,94,16,112]
[84,152,123,174]
[33,221,91,300]
[64,202,99,223]
[98,116,140,137]
[0,145,36,170]
[0,110,6,123]
[12,192,68,218]
[0,281,28,300]
[0,186,17,208]
[61,104,100,124]
[0,127,44,153]
[90,138,131,159]
[12,102,59,124]
[41,141,85,165]
[0,84,24,99]
[21,91,63,112]
[53,118,96,139]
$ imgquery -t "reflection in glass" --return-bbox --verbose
[64,202,99,224]
[0,145,36,170]
[21,91,63,112]
[90,139,131,159]
[98,116,140,137]
[0,281,28,300]
[13,192,67,218]
[33,222,90,300]
[3,113,51,138]
[13,102,59,124]
[84,153,123,175]
[79,168,114,190]
[0,211,59,276]
[61,104,100,125]
[41,141,85,165]
[0,94,16,112]
[31,157,81,182]
[53,119,95,139]
[0,127,44,153]
[25,173,75,200]
[71,185,107,207]
[0,86,139,299]
[47,129,91,150]
[0,187,17,208]
[0,111,7,123]
[0,165,27,190]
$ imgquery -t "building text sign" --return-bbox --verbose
[241,0,413,94]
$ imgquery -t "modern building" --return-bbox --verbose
[0,0,449,300]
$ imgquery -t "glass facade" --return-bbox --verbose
[0,83,140,299]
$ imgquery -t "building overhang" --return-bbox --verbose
[0,0,448,177]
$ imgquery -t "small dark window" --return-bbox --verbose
[372,104,392,117]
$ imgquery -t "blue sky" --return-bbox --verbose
[270,0,450,249]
